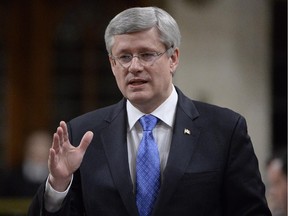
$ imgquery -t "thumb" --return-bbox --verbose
[78,131,94,153]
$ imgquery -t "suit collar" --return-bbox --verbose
[174,86,199,120]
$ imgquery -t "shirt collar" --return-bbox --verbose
[127,85,178,131]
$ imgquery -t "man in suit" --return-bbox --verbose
[29,6,271,216]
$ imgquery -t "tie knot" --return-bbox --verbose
[139,115,158,131]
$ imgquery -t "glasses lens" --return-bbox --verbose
[119,54,132,64]
[139,52,157,62]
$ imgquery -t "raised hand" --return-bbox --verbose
[48,121,94,191]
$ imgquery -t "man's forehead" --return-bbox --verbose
[112,31,164,53]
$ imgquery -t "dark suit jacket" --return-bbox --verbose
[28,88,271,216]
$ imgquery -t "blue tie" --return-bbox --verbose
[136,115,161,216]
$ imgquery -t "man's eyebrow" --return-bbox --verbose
[114,47,157,55]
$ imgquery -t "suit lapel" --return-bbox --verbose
[100,102,139,216]
[154,89,201,213]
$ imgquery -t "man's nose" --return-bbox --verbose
[129,56,144,70]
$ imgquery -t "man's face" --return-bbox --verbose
[109,27,179,113]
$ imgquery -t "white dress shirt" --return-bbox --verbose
[45,85,178,212]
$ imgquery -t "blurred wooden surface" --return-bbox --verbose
[0,198,32,216]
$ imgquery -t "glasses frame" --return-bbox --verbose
[110,47,172,69]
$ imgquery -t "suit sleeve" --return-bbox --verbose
[28,170,85,215]
[223,116,271,215]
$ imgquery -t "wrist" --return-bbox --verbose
[48,174,72,192]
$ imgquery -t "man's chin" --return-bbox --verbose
[127,92,152,105]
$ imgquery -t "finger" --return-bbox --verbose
[48,147,56,170]
[56,126,64,147]
[51,133,60,153]
[60,121,69,143]
[78,131,94,153]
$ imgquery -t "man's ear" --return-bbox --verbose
[169,48,180,75]
[109,56,117,76]
[109,56,116,66]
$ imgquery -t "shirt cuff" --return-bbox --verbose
[44,175,73,213]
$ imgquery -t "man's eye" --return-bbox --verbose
[140,53,156,61]
[119,55,132,62]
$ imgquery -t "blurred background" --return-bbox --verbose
[0,0,286,215]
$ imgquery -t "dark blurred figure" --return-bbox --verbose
[0,131,51,197]
[266,148,287,216]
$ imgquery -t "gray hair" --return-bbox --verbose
[104,7,181,55]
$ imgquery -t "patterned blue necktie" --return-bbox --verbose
[136,114,161,216]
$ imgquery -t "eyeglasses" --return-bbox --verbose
[110,47,172,69]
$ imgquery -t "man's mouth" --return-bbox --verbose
[128,79,148,86]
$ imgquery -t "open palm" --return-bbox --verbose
[48,121,93,191]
